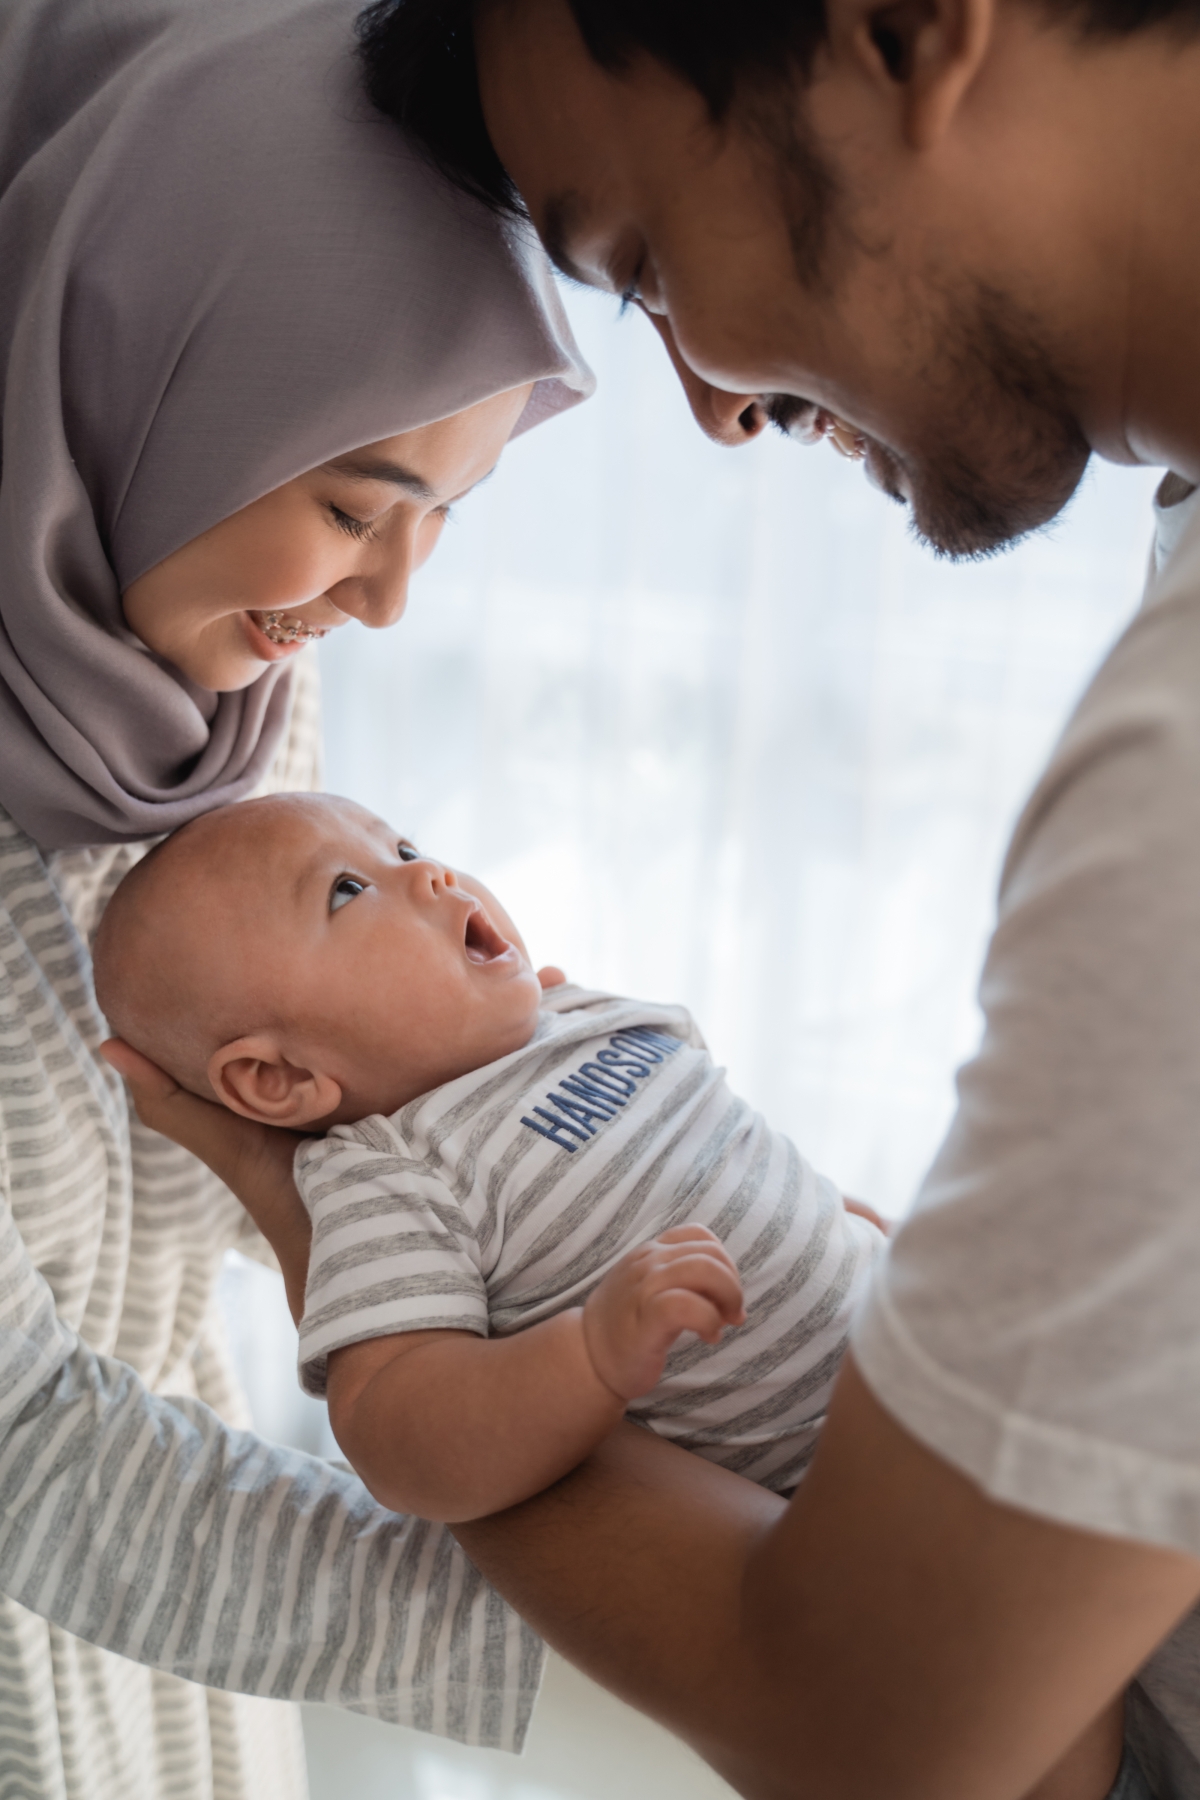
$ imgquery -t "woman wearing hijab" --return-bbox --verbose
[0,0,590,1796]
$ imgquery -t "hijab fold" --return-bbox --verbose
[0,0,591,849]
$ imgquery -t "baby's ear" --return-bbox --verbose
[209,1036,342,1127]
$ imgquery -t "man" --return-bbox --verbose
[336,3,1200,1797]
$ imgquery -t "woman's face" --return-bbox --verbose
[121,384,534,692]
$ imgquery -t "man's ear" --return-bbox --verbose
[834,0,995,150]
[208,1035,342,1127]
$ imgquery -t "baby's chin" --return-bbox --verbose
[329,1003,544,1124]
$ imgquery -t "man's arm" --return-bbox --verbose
[454,1360,1200,1800]
[107,1049,1200,1798]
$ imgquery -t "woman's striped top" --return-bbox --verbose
[0,653,541,1800]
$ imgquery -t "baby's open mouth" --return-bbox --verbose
[463,907,510,964]
[250,610,331,646]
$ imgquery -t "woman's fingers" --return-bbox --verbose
[100,1037,180,1100]
[843,1196,891,1236]
[537,965,567,989]
[102,1036,289,1191]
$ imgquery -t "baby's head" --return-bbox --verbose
[94,794,542,1125]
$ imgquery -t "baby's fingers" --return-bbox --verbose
[646,1287,728,1347]
[657,1223,723,1248]
[646,1244,745,1326]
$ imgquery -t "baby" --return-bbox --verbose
[94,792,882,1525]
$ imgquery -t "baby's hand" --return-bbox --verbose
[582,1225,746,1402]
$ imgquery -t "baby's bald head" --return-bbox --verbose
[94,792,542,1127]
[93,795,336,1096]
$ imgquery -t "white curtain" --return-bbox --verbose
[320,288,1160,1219]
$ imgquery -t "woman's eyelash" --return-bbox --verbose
[434,503,455,524]
[618,261,644,316]
[329,505,377,542]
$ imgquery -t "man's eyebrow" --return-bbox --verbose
[541,190,597,289]
[324,456,436,500]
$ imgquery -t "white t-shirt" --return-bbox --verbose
[297,986,881,1494]
[853,481,1200,1790]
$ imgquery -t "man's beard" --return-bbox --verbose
[767,284,1091,562]
[759,102,1093,560]
[869,283,1092,561]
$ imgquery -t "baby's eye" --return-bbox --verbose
[330,875,368,912]
[397,842,419,863]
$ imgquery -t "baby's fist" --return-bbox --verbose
[582,1225,746,1403]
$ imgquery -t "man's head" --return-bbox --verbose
[360,0,1200,555]
[94,793,543,1126]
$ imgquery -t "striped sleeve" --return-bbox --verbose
[0,1194,542,1750]
[297,1125,487,1396]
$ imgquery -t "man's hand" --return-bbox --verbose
[100,1038,312,1320]
[583,1224,745,1400]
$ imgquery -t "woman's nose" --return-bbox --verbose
[329,537,414,630]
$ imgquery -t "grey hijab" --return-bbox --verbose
[0,0,591,850]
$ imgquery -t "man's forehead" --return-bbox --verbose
[540,190,598,288]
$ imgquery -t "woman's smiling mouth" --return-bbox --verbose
[243,608,340,661]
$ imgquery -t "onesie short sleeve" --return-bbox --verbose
[854,494,1200,1559]
[296,1116,486,1396]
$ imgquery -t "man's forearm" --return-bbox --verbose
[454,1360,1200,1800]
[453,1423,789,1789]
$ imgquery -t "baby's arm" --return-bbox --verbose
[326,1225,745,1524]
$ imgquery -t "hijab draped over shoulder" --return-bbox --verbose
[0,0,591,850]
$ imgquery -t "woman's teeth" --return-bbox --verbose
[255,610,329,646]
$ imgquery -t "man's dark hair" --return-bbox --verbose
[357,0,1200,219]
[356,1,828,217]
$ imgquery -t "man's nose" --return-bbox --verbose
[642,311,768,448]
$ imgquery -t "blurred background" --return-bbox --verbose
[220,283,1163,1798]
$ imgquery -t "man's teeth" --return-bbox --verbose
[257,611,329,645]
[787,408,867,461]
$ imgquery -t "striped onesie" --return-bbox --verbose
[298,985,882,1494]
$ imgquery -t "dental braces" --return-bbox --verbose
[259,611,328,646]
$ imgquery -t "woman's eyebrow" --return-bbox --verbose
[325,455,436,500]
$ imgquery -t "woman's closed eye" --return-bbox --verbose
[330,874,369,912]
[328,504,378,543]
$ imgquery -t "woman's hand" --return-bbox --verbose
[100,1039,312,1321]
[844,1196,891,1236]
